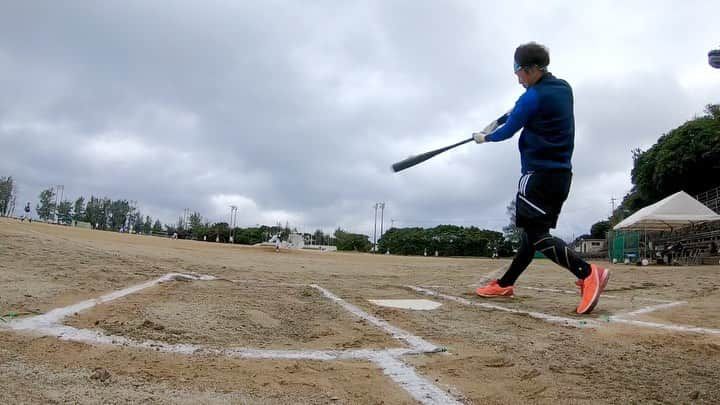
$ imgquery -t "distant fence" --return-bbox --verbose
[607,230,640,263]
[697,185,720,214]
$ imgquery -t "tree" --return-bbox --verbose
[36,188,56,221]
[313,229,325,245]
[129,210,143,232]
[334,228,372,252]
[73,197,85,221]
[590,220,611,239]
[83,196,108,229]
[621,104,720,214]
[234,226,265,245]
[143,216,153,234]
[377,225,506,257]
[188,211,203,239]
[209,222,230,242]
[152,219,163,234]
[107,199,131,230]
[502,199,521,248]
[56,200,73,224]
[0,176,17,216]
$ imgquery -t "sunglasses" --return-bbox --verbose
[514,61,524,72]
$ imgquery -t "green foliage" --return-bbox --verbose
[36,188,56,221]
[188,212,203,237]
[233,227,266,245]
[56,200,73,224]
[73,197,85,221]
[107,199,132,230]
[0,176,17,216]
[502,200,521,248]
[142,216,152,234]
[622,104,720,214]
[84,196,108,229]
[590,220,611,239]
[334,228,372,252]
[208,222,230,243]
[377,225,506,257]
[152,219,163,233]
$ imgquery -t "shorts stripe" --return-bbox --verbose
[519,174,532,195]
[518,194,547,215]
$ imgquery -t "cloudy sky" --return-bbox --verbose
[2,1,719,240]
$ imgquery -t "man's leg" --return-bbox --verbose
[525,226,609,314]
[476,230,535,297]
[497,226,590,287]
[497,230,535,287]
[524,226,591,280]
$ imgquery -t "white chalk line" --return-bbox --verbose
[620,301,687,317]
[408,286,598,329]
[458,283,675,303]
[13,322,425,360]
[410,286,720,336]
[471,265,509,286]
[310,284,440,353]
[518,286,675,303]
[310,285,463,404]
[17,321,461,405]
[11,273,216,329]
[607,317,720,335]
[369,351,461,405]
[2,273,460,405]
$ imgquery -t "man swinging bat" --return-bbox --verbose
[473,42,610,314]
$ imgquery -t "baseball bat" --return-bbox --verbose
[391,137,474,173]
[390,110,511,173]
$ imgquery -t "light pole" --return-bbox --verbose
[229,205,238,243]
[379,202,385,240]
[372,203,379,252]
[53,184,63,223]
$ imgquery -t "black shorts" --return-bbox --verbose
[515,169,572,230]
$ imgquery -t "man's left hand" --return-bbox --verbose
[473,131,489,143]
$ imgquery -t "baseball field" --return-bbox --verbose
[1,217,719,404]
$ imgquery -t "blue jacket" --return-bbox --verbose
[485,73,574,174]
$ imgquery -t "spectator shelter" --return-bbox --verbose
[611,191,720,264]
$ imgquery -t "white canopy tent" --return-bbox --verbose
[612,191,720,263]
[614,191,720,231]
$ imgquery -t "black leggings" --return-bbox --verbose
[498,226,591,287]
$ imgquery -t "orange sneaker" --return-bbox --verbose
[576,264,610,314]
[476,279,514,297]
[575,266,610,296]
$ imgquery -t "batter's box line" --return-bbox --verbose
[2,273,462,405]
[408,285,720,336]
[467,268,676,303]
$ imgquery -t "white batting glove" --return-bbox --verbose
[474,108,512,144]
[473,131,489,143]
[482,119,500,133]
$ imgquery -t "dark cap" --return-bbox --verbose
[514,42,550,70]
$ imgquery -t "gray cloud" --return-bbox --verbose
[2,1,719,239]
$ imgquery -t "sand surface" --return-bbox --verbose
[2,217,719,404]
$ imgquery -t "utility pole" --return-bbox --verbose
[610,197,617,222]
[379,202,385,240]
[229,205,237,243]
[373,203,379,252]
[53,185,63,223]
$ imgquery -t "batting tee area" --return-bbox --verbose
[1,219,720,404]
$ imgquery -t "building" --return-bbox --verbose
[574,238,606,254]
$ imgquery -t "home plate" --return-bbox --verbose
[368,299,442,310]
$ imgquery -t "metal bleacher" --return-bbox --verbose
[648,186,720,265]
[697,186,720,215]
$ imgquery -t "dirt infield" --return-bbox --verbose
[2,217,719,404]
